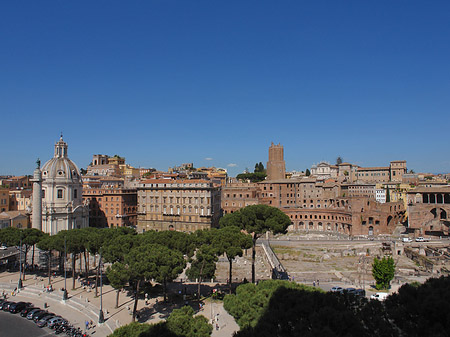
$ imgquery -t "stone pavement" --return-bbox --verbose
[0,270,240,337]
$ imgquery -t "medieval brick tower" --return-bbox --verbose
[267,142,286,181]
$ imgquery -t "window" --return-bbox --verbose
[74,189,78,199]
[57,189,63,199]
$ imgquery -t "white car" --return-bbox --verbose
[415,237,425,242]
[330,286,343,293]
[0,246,7,250]
[402,238,412,243]
[370,292,388,301]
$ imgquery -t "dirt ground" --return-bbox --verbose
[214,233,449,289]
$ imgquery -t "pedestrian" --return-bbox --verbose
[216,323,219,330]
[90,320,93,329]
[317,279,320,286]
[85,320,89,331]
[313,281,316,287]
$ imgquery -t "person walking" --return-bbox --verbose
[85,320,89,331]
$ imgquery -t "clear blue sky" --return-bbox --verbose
[1,1,449,177]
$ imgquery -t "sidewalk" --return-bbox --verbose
[0,270,240,337]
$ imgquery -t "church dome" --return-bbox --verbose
[41,136,81,182]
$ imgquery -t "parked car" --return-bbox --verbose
[370,292,388,301]
[344,288,357,295]
[27,309,44,320]
[36,314,56,328]
[20,306,36,317]
[9,301,28,313]
[402,237,412,243]
[416,237,425,242]
[1,301,14,311]
[330,286,343,293]
[0,245,7,250]
[34,311,53,323]
[355,289,366,297]
[47,316,65,329]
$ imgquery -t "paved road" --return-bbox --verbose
[0,310,53,337]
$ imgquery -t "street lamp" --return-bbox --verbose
[18,237,23,289]
[63,236,68,300]
[98,250,104,323]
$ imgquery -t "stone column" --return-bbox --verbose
[31,160,42,230]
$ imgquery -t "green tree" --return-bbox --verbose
[220,205,291,283]
[108,321,177,337]
[386,187,390,202]
[236,172,266,183]
[153,246,186,302]
[142,230,195,257]
[212,227,252,293]
[22,228,45,272]
[125,243,185,321]
[186,244,218,299]
[372,256,395,290]
[106,262,130,308]
[224,280,321,329]
[336,156,343,165]
[167,306,212,337]
[36,233,57,285]
[305,168,311,176]
[63,229,85,290]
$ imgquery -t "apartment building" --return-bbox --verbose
[137,179,221,232]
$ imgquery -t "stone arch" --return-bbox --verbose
[368,226,374,236]
[430,194,436,203]
[387,215,393,226]
[430,208,437,218]
[441,209,447,220]
[445,194,450,204]
[318,222,323,231]
[437,194,443,204]
[309,221,314,230]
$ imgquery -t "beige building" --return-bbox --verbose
[310,162,338,181]
[137,179,221,232]
[0,211,29,229]
[9,189,32,211]
[0,188,9,212]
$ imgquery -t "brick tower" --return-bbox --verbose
[267,142,286,180]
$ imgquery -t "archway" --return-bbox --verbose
[387,216,393,226]
[430,208,437,218]
[441,209,447,220]
[368,226,374,236]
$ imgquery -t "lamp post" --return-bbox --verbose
[18,237,23,289]
[98,250,104,323]
[63,236,68,300]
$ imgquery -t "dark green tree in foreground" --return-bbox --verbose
[305,168,311,176]
[220,205,291,283]
[167,306,212,337]
[224,280,322,329]
[108,306,211,337]
[372,256,395,290]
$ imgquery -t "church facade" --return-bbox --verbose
[32,136,89,234]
